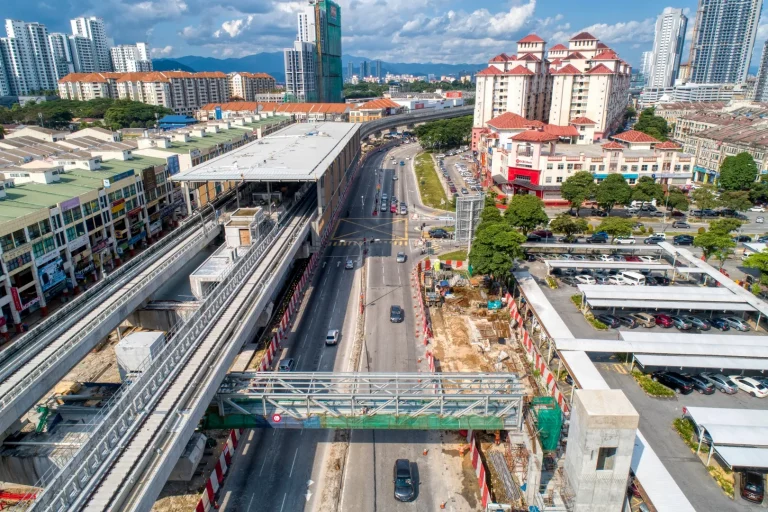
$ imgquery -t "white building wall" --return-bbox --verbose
[649,8,687,88]
[2,20,58,95]
[71,17,111,72]
[48,33,74,80]
[549,75,575,126]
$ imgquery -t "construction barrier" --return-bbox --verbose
[195,429,243,512]
[465,430,492,509]
[440,259,466,269]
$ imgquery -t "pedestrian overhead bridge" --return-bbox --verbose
[205,372,526,430]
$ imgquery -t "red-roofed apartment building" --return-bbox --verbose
[472,32,631,151]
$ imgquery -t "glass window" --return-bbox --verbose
[590,165,596,171]
[628,178,636,185]
[621,165,628,172]
[32,237,56,258]
[567,164,574,170]
[641,165,648,171]
[631,165,638,172]
[557,164,564,170]
[27,223,41,241]
[63,209,75,225]
[66,226,76,241]
[556,177,563,183]
[546,164,553,170]
[652,165,658,171]
[674,165,681,171]
[0,234,14,252]
[599,165,605,171]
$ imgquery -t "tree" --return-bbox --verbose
[504,194,549,234]
[719,190,752,212]
[718,152,758,191]
[691,185,720,214]
[480,204,502,224]
[666,187,689,213]
[624,105,637,122]
[413,116,472,149]
[749,181,768,205]
[714,245,735,270]
[549,214,588,238]
[694,231,735,263]
[469,223,526,277]
[229,95,245,101]
[744,250,768,286]
[709,218,743,236]
[0,124,4,139]
[596,217,635,242]
[595,173,632,213]
[633,107,669,141]
[560,171,596,216]
[631,176,664,203]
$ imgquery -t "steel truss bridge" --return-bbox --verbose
[206,372,525,431]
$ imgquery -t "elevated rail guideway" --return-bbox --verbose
[207,372,526,430]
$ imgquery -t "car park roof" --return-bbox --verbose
[514,271,573,339]
[545,261,674,271]
[635,354,768,372]
[684,407,768,469]
[554,338,768,358]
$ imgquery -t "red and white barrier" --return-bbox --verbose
[195,429,243,512]
[440,259,466,268]
[258,334,281,371]
[465,430,491,509]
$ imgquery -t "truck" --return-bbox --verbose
[423,270,442,307]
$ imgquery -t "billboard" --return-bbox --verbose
[414,103,425,110]
[38,258,66,292]
[444,91,463,98]
[167,155,180,176]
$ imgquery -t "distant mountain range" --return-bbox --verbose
[152,53,485,83]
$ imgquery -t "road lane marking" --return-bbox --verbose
[279,493,287,512]
[258,456,269,476]
[246,493,255,512]
[289,448,299,477]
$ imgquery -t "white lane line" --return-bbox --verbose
[332,287,340,316]
[296,355,302,368]
[279,493,287,512]
[258,456,269,476]
[246,494,255,512]
[289,447,300,477]
[318,349,325,369]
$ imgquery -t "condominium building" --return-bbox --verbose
[57,72,119,101]
[228,72,276,101]
[67,35,97,73]
[1,20,58,95]
[284,40,318,102]
[360,61,369,78]
[374,60,382,79]
[647,8,687,88]
[639,82,737,108]
[71,16,111,72]
[48,33,74,80]
[110,43,152,73]
[640,51,654,84]
[688,0,762,84]
[754,41,768,102]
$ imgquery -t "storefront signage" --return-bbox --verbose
[75,263,94,280]
[34,249,59,268]
[127,207,143,217]
[103,178,111,188]
[38,257,67,292]
[167,155,180,176]
[111,170,135,184]
[190,149,201,159]
[149,220,162,234]
[67,234,88,252]
[11,287,39,311]
[127,231,146,246]
[60,197,80,211]
[91,238,113,253]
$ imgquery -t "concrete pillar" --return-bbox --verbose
[563,390,639,512]
[182,182,193,217]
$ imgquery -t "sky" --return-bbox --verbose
[4,0,768,68]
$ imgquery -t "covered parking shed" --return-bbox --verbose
[543,261,674,276]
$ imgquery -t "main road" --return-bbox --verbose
[217,143,475,511]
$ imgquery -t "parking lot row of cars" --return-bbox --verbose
[651,371,767,397]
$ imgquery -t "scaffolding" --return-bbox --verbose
[455,193,484,245]
[531,397,563,451]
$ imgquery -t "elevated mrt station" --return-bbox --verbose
[171,121,362,249]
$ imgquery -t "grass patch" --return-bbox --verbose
[674,418,735,498]
[632,370,675,397]
[439,249,467,261]
[673,418,699,451]
[570,294,582,308]
[545,276,558,289]
[586,313,608,330]
[414,153,454,211]
[708,466,735,499]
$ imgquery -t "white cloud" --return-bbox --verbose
[151,45,174,57]
[215,15,255,38]
[580,18,656,44]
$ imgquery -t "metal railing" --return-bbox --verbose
[360,106,473,138]
[27,192,316,512]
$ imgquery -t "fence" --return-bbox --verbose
[194,429,243,512]
[466,430,492,509]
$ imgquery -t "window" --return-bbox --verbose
[27,223,41,241]
[631,165,638,172]
[32,237,56,258]
[599,165,605,171]
[567,164,574,170]
[621,165,628,172]
[55,232,66,247]
[579,135,585,141]
[556,177,563,183]
[596,447,617,471]
[628,178,636,185]
[589,165,596,171]
[557,164,564,170]
[39,219,51,236]
[546,177,552,183]
[62,207,82,225]
[651,165,658,172]
[0,234,14,252]
[674,165,681,172]
[641,165,648,171]
[546,164,553,170]
[683,165,690,171]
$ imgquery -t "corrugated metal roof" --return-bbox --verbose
[685,407,768,428]
[559,351,609,390]
[634,354,768,371]
[586,299,754,311]
[697,424,768,447]
[621,332,764,345]
[513,271,573,339]
[577,284,747,303]
[545,261,674,270]
[714,446,768,469]
[554,339,768,358]
[632,431,697,512]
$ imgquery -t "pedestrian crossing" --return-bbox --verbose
[605,363,631,375]
[330,240,409,246]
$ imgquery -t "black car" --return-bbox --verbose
[527,233,543,242]
[650,275,670,286]
[740,471,765,504]
[560,276,579,287]
[644,236,666,244]
[673,235,694,246]
[586,234,608,244]
[733,235,753,243]
[618,316,637,328]
[595,314,621,328]
[688,374,716,395]
[710,317,731,331]
[394,459,416,502]
[651,371,695,394]
[429,229,450,239]
[559,235,583,243]
[390,305,404,323]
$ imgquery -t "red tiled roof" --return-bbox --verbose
[570,32,597,41]
[597,42,609,49]
[612,130,660,143]
[654,141,682,150]
[512,130,560,142]
[591,50,619,60]
[549,44,568,51]
[489,53,512,63]
[543,125,579,137]
[518,34,545,43]
[487,112,545,130]
[356,98,401,110]
[570,116,596,125]
[564,52,586,60]
[275,103,350,114]
[602,141,625,150]
[201,101,260,111]
[507,65,535,75]
[587,64,615,75]
[518,53,541,62]
[476,66,505,76]
[551,64,582,75]
[550,59,562,66]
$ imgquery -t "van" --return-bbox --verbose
[620,271,646,286]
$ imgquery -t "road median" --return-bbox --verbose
[414,152,454,211]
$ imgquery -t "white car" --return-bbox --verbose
[345,259,354,269]
[607,275,627,285]
[575,275,596,285]
[615,236,636,245]
[651,232,667,239]
[396,252,406,263]
[599,255,614,262]
[393,175,398,180]
[729,376,768,398]
[749,206,765,212]
[325,329,340,346]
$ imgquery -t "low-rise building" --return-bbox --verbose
[349,98,403,122]
[227,72,277,101]
[639,83,737,108]
[686,123,768,183]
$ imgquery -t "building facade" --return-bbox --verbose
[70,17,111,72]
[639,82,737,107]
[1,20,59,95]
[754,41,768,102]
[313,0,343,103]
[228,72,276,101]
[110,43,152,73]
[48,33,74,80]
[686,122,768,183]
[688,0,762,84]
[284,41,318,103]
[648,8,687,88]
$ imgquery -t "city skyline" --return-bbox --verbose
[3,1,768,68]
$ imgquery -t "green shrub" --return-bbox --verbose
[632,370,675,397]
[545,276,558,289]
[615,352,631,363]
[570,294,582,307]
[638,225,647,234]
[673,418,699,450]
[586,313,607,330]
[698,226,706,234]
[586,224,594,232]
[708,465,735,498]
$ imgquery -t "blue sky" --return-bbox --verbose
[4,0,767,66]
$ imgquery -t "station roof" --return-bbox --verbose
[513,271,573,339]
[545,261,674,270]
[634,354,768,371]
[554,338,768,358]
[171,122,361,183]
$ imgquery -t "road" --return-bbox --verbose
[218,144,474,511]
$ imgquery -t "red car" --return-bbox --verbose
[624,256,641,262]
[654,314,674,328]
[531,230,554,238]
[390,203,397,213]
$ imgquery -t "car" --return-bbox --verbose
[460,188,469,194]
[527,233,542,242]
[575,275,596,285]
[701,373,739,394]
[733,235,753,243]
[595,314,621,328]
[618,315,637,328]
[392,174,398,180]
[689,209,703,216]
[749,206,766,212]
[607,275,627,285]
[709,317,731,331]
[729,375,768,397]
[559,235,583,243]
[759,235,768,243]
[680,315,710,331]
[390,305,405,323]
[671,211,687,218]
[429,229,450,239]
[625,255,641,262]
[591,209,608,217]
[757,216,764,224]
[702,208,719,217]
[595,276,611,285]
[721,316,750,331]
[278,358,295,372]
[531,230,554,239]
[740,471,765,504]
[586,234,608,244]
[393,458,417,501]
[688,374,716,394]
[380,203,387,212]
[648,211,665,217]
[669,316,693,330]
[615,236,636,245]
[652,371,695,394]
[672,221,690,229]
[639,256,657,263]
[325,329,340,346]
[644,236,665,244]
[400,203,408,215]
[673,235,694,246]
[629,312,656,328]
[650,275,670,286]
[560,276,579,287]
[654,313,674,328]
[396,252,406,263]
[345,259,354,270]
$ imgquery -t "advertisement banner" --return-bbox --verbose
[149,220,162,234]
[35,249,59,268]
[414,103,425,110]
[444,91,463,98]
[38,258,67,292]
[60,197,80,211]
[67,234,88,252]
[167,155,180,176]
[11,287,21,311]
[142,167,157,192]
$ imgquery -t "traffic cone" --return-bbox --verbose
[423,448,428,456]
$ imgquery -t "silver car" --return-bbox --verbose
[700,372,738,394]
[396,252,406,263]
[721,316,750,331]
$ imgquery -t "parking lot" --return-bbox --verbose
[435,149,481,198]
[518,256,767,511]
